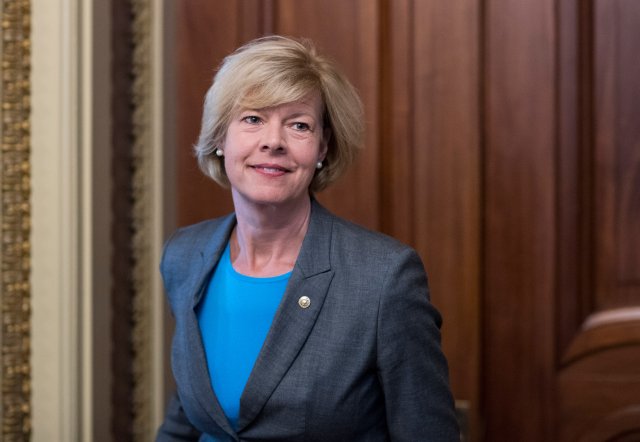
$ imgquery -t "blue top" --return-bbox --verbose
[196,242,291,430]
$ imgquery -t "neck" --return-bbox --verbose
[230,194,312,277]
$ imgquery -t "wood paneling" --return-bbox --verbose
[557,1,640,440]
[557,0,589,365]
[407,1,481,435]
[382,0,414,244]
[483,0,557,440]
[593,0,640,305]
[614,1,640,286]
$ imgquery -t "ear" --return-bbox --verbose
[319,126,331,162]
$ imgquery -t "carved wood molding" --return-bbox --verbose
[0,0,31,439]
[111,0,136,437]
[579,405,640,442]
[562,310,640,366]
[131,0,154,439]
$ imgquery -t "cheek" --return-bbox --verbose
[221,151,242,179]
[222,127,251,152]
[301,139,326,163]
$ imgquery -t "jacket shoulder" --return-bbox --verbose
[160,214,235,300]
[162,216,228,260]
[329,214,416,260]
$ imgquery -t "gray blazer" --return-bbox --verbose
[157,201,459,441]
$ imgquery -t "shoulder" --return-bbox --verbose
[164,215,233,254]
[331,215,411,255]
[311,202,425,278]
[160,213,235,289]
[315,204,419,263]
[162,215,229,261]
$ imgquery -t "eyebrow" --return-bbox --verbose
[285,111,316,120]
[238,105,319,122]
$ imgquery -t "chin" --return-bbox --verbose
[241,190,309,208]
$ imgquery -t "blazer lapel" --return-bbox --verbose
[237,201,335,431]
[182,214,240,438]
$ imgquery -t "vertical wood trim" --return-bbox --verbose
[593,0,616,308]
[578,0,596,323]
[382,0,415,245]
[557,0,580,359]
[556,0,597,360]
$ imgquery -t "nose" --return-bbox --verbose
[261,122,285,152]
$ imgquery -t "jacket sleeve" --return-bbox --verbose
[156,392,202,442]
[156,231,202,441]
[376,248,459,442]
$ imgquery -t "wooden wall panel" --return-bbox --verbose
[558,1,640,439]
[593,0,640,306]
[615,1,640,287]
[483,0,557,440]
[408,1,481,435]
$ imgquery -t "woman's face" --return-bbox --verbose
[222,92,328,210]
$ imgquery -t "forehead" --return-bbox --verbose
[236,90,324,116]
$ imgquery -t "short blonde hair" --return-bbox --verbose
[194,35,364,192]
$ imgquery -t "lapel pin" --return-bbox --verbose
[298,296,311,309]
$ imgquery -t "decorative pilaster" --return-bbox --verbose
[0,0,31,440]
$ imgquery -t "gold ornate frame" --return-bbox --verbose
[0,0,32,439]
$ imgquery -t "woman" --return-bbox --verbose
[157,36,459,441]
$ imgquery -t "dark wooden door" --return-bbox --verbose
[483,0,640,440]
[555,1,640,440]
[173,1,640,440]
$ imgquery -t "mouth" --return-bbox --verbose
[251,163,291,176]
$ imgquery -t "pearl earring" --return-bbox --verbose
[215,148,224,157]
[316,161,323,170]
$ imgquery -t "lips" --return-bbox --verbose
[251,163,291,176]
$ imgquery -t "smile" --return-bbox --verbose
[251,164,291,176]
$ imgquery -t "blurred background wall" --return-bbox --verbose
[9,0,640,441]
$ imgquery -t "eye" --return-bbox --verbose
[292,122,311,131]
[241,115,262,125]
